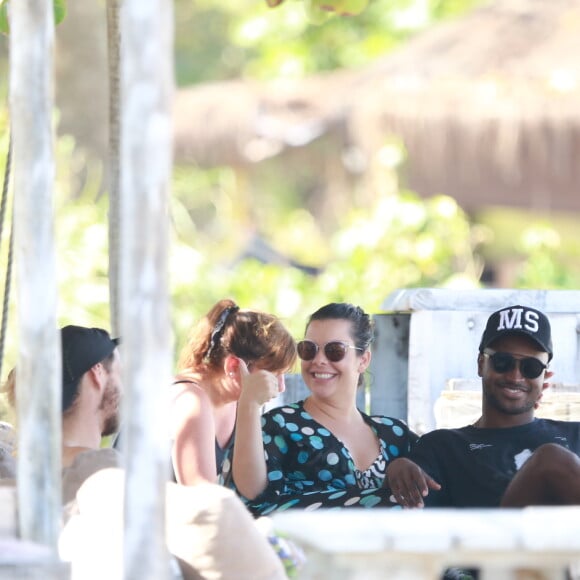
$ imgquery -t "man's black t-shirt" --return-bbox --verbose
[410,418,580,507]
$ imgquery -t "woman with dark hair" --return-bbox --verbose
[169,298,296,485]
[223,302,418,515]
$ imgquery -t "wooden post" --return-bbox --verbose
[119,0,174,577]
[9,0,61,549]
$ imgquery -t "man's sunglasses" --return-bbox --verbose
[297,340,363,362]
[483,349,548,379]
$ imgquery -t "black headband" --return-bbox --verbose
[204,305,239,362]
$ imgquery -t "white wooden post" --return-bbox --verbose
[119,0,174,577]
[9,0,61,549]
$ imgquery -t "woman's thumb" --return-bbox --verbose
[237,358,250,376]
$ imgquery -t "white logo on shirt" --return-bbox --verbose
[514,448,533,470]
[469,444,492,450]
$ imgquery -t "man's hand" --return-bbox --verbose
[385,457,441,508]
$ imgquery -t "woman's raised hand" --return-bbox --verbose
[237,359,285,407]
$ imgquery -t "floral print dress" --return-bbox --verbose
[221,400,418,516]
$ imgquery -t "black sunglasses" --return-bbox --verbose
[483,349,547,379]
[297,340,363,362]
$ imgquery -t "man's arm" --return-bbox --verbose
[501,442,580,506]
[386,457,441,508]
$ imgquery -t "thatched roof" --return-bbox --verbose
[173,73,351,167]
[173,0,580,213]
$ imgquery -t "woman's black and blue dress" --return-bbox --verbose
[221,400,418,516]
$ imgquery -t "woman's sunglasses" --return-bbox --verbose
[297,340,363,362]
[483,349,547,379]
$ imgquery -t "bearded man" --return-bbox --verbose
[60,325,123,504]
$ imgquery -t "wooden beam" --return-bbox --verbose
[273,507,580,579]
[9,0,61,550]
[118,0,174,577]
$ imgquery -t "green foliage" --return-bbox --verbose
[174,0,484,84]
[2,0,577,380]
[515,224,580,289]
[305,0,370,18]
[473,208,580,289]
[0,0,67,35]
[0,2,8,36]
[169,152,483,347]
[0,125,112,378]
[53,0,67,25]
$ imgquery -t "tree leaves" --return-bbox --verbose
[54,0,67,25]
[0,0,67,35]
[268,0,370,18]
[0,2,8,35]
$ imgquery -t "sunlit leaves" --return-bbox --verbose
[174,0,482,83]
[515,224,576,289]
[54,0,66,25]
[267,0,370,18]
[2,117,579,371]
[0,0,67,35]
[0,2,8,35]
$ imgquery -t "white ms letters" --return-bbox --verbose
[497,308,539,333]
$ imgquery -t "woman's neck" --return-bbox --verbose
[304,396,359,423]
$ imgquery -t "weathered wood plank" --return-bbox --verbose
[9,0,61,550]
[273,508,580,580]
[0,538,70,579]
[381,288,580,313]
[0,482,17,538]
[118,0,174,578]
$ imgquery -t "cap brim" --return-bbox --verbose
[483,329,551,355]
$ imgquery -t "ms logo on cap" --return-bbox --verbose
[496,307,541,334]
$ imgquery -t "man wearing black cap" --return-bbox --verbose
[60,325,123,503]
[386,305,580,508]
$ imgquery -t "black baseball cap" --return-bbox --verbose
[479,305,553,361]
[61,325,119,411]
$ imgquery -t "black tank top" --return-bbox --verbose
[170,379,235,481]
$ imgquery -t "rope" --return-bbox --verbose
[0,218,14,385]
[107,0,121,337]
[0,131,13,382]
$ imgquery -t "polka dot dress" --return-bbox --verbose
[221,400,418,516]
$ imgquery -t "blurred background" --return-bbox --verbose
[0,0,579,381]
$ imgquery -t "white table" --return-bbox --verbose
[272,507,580,580]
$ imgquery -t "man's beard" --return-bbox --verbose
[102,410,120,437]
[100,378,121,437]
[483,389,536,416]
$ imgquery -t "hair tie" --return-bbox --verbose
[204,305,239,362]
